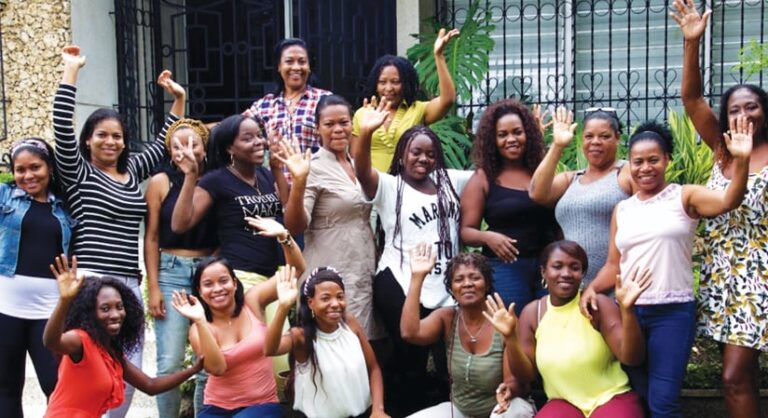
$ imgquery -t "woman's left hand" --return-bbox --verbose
[271,138,311,180]
[170,290,206,322]
[50,254,85,301]
[244,216,289,241]
[532,104,553,134]
[434,28,460,56]
[615,266,652,309]
[724,114,754,159]
[157,70,185,99]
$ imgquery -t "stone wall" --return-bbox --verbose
[1,0,70,155]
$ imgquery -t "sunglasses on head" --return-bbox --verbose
[584,107,618,118]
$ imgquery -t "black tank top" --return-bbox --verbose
[158,171,218,250]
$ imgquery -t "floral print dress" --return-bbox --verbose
[697,163,768,351]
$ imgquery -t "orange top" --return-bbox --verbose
[45,329,124,418]
[205,306,279,408]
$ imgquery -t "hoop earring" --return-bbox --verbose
[311,309,315,318]
[229,153,235,166]
[541,277,547,289]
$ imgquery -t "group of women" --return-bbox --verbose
[0,1,765,417]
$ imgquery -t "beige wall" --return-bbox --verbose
[1,0,71,154]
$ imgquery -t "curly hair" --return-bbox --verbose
[472,99,545,181]
[386,126,459,268]
[64,276,145,361]
[164,118,210,151]
[717,84,768,168]
[443,252,495,301]
[79,109,130,174]
[192,257,245,322]
[629,120,674,156]
[363,55,420,106]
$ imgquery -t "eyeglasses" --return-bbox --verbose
[584,107,618,118]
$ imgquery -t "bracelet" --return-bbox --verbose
[277,233,293,247]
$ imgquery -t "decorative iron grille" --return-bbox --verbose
[436,0,768,128]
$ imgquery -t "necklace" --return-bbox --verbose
[227,165,262,194]
[283,91,302,107]
[460,310,487,344]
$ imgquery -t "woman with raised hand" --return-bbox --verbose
[281,94,381,339]
[43,255,203,418]
[170,216,304,418]
[143,118,215,417]
[171,113,289,288]
[460,99,559,314]
[486,240,648,418]
[529,106,635,286]
[0,139,71,418]
[264,266,389,418]
[351,28,459,172]
[53,45,185,418]
[673,2,768,416]
[354,99,472,414]
[401,244,535,418]
[581,119,753,417]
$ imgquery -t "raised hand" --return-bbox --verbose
[171,290,206,322]
[485,232,519,263]
[433,28,460,56]
[50,255,85,301]
[670,0,712,41]
[532,104,553,134]
[157,70,186,99]
[61,45,86,68]
[358,96,391,134]
[275,265,298,309]
[551,106,577,148]
[409,242,437,278]
[271,138,311,181]
[244,215,289,240]
[483,293,517,338]
[724,114,754,159]
[615,266,652,309]
[172,136,198,175]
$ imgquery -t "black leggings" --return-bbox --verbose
[0,312,59,418]
[373,268,449,416]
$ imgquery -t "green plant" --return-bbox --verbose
[735,39,768,78]
[407,0,495,169]
[0,172,13,184]
[665,109,713,185]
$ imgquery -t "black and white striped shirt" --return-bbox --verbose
[53,84,177,278]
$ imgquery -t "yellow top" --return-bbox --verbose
[352,100,428,172]
[535,294,631,416]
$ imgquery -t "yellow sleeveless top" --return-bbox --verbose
[352,100,428,172]
[535,294,631,416]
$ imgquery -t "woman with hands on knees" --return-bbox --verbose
[170,216,304,418]
[351,28,459,172]
[485,241,648,418]
[529,106,635,286]
[402,243,536,418]
[673,2,768,417]
[54,45,186,418]
[263,266,389,418]
[580,119,753,417]
[279,95,381,340]
[43,255,203,418]
[460,99,558,314]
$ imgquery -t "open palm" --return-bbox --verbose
[670,0,711,41]
[50,255,85,300]
[483,293,517,338]
[276,265,298,309]
[171,290,206,322]
[615,267,652,309]
[724,114,754,159]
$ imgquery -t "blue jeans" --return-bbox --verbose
[624,302,696,418]
[489,257,547,316]
[198,402,283,418]
[154,253,208,418]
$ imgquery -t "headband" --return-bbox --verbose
[164,118,210,151]
[303,266,341,296]
[11,138,50,159]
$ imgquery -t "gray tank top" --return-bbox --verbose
[555,161,630,286]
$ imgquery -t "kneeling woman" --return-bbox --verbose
[264,267,389,418]
[401,245,535,418]
[43,256,202,418]
[170,217,305,418]
[485,241,648,418]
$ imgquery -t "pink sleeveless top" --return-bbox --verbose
[204,307,279,409]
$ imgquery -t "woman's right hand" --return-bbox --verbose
[275,265,299,309]
[579,286,599,320]
[358,96,391,134]
[49,255,84,301]
[157,70,186,99]
[409,242,437,279]
[61,45,86,69]
[271,138,311,181]
[615,267,652,309]
[172,136,199,175]
[483,293,517,338]
[551,106,577,148]
[484,231,519,263]
[171,290,206,322]
[670,0,711,41]
[148,285,166,319]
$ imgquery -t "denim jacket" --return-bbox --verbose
[0,183,75,277]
